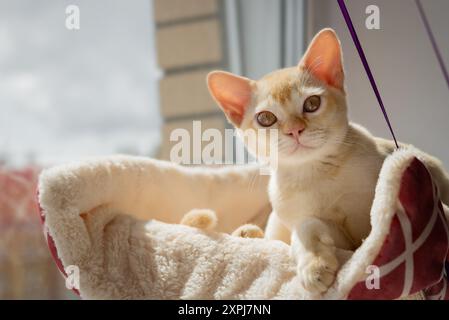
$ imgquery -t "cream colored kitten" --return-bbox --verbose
[207,28,449,294]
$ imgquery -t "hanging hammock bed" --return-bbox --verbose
[37,148,449,300]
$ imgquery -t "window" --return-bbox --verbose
[0,0,161,167]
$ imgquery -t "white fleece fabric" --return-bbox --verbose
[38,148,432,299]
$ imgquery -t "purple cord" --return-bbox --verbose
[415,0,449,91]
[337,0,399,148]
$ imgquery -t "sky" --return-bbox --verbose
[0,0,162,167]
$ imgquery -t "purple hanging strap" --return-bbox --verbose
[337,0,399,148]
[415,0,449,90]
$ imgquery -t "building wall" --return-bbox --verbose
[153,0,228,161]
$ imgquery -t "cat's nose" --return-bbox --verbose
[285,126,304,140]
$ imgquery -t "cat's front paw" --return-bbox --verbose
[180,209,217,230]
[299,253,338,294]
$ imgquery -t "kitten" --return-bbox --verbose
[207,28,449,293]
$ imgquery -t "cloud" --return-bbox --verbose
[0,0,162,166]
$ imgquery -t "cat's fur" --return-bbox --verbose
[207,28,449,293]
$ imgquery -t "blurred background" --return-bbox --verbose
[0,0,448,299]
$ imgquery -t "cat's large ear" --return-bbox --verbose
[207,71,253,126]
[299,28,344,91]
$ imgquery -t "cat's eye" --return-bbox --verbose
[303,95,321,113]
[256,111,277,127]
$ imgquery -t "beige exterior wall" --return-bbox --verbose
[156,20,223,69]
[154,0,228,162]
[159,70,220,118]
[154,0,218,23]
[159,116,227,161]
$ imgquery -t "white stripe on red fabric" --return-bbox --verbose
[397,209,414,297]
[379,198,439,277]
